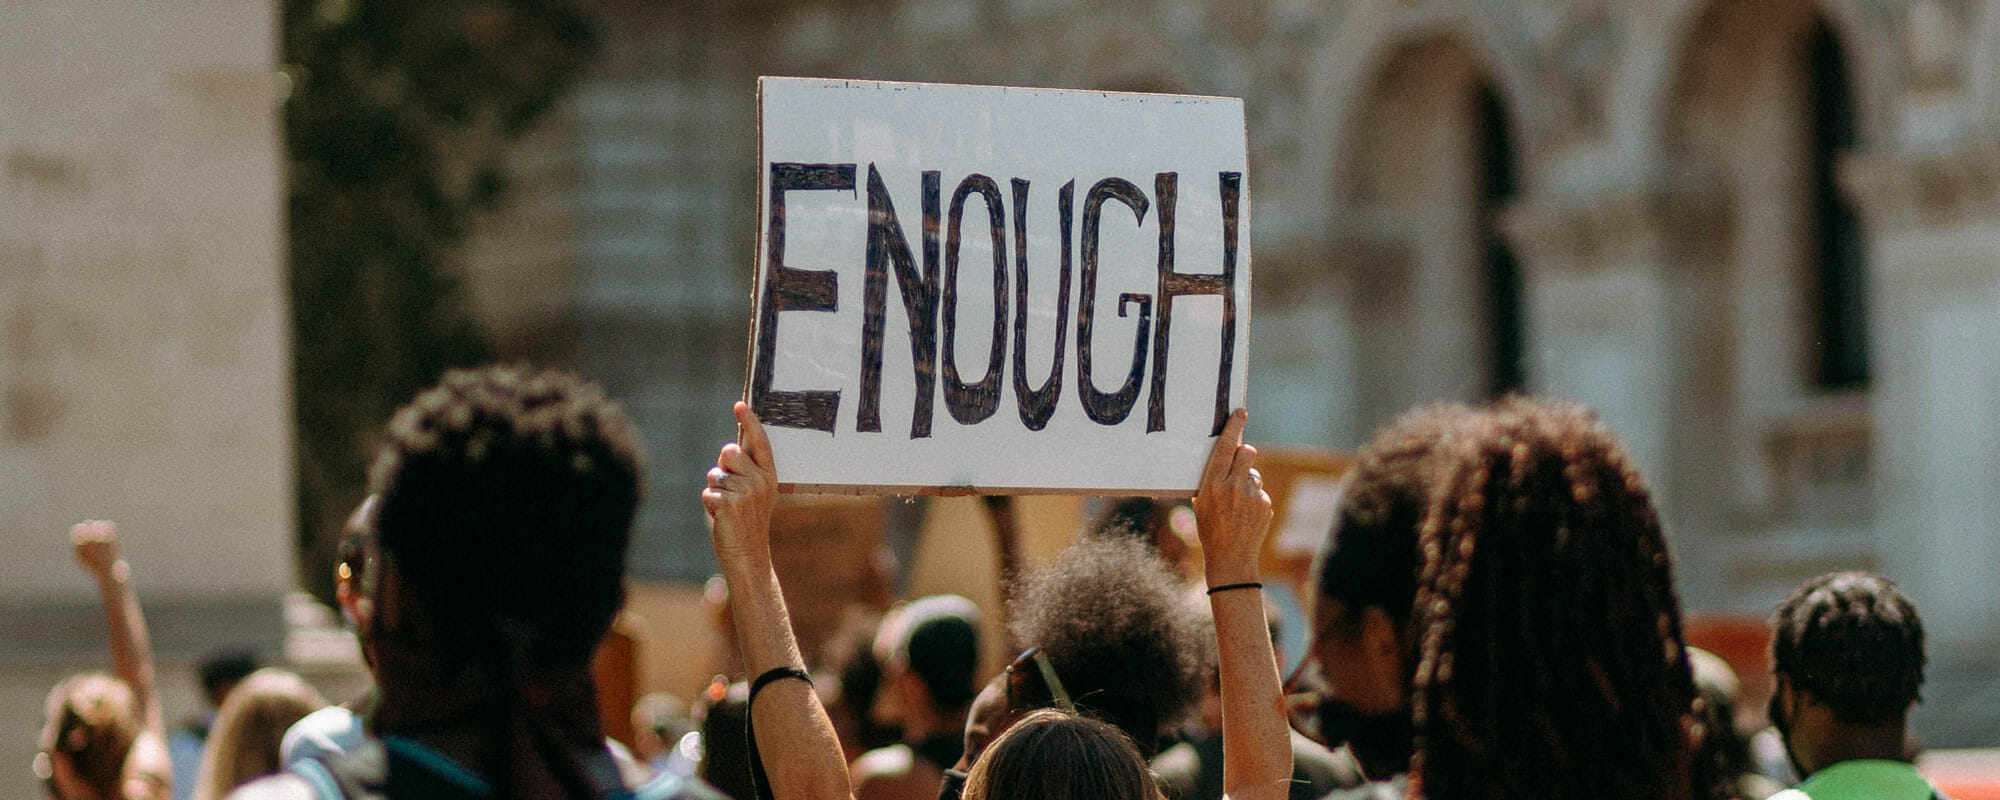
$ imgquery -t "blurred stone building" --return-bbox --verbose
[6,4,2000,794]
[459,0,2000,745]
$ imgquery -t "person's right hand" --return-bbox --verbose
[1193,409,1271,586]
[704,401,778,568]
[71,520,124,579]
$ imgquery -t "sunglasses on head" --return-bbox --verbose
[1004,647,1076,713]
[1280,649,1335,746]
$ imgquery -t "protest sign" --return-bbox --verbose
[750,77,1250,494]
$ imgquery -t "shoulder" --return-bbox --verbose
[226,773,325,800]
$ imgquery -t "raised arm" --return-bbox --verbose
[980,496,1024,653]
[71,520,172,799]
[1193,411,1290,800]
[703,402,855,800]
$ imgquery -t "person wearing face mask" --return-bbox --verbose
[1290,404,1470,798]
[1765,572,1940,800]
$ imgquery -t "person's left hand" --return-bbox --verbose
[703,402,779,568]
[1193,409,1271,585]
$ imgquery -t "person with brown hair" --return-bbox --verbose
[959,710,1163,800]
[192,669,328,800]
[1295,398,1712,800]
[38,521,172,800]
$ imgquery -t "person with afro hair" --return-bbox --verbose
[704,404,1293,800]
[1766,572,1938,800]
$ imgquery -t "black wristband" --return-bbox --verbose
[1205,581,1263,596]
[748,665,812,705]
[746,665,814,800]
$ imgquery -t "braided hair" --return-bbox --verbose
[1771,571,1925,724]
[1406,398,1700,800]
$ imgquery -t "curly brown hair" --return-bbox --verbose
[369,364,645,667]
[1008,535,1204,757]
[1406,398,1700,800]
[1316,402,1478,625]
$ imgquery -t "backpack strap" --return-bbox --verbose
[288,758,348,800]
[286,738,389,800]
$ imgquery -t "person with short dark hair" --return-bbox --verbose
[851,596,983,800]
[1765,571,1937,800]
[232,365,722,800]
[967,533,1207,763]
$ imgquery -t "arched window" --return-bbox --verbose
[1476,83,1525,396]
[1806,18,1867,390]
[1331,41,1523,437]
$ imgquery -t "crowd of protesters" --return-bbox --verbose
[36,364,1945,800]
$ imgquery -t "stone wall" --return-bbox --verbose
[0,2,291,606]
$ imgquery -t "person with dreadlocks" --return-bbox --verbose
[1764,572,1938,800]
[1295,398,1711,800]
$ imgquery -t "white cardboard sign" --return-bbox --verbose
[749,77,1250,495]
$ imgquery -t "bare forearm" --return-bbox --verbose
[1211,588,1291,800]
[722,557,854,800]
[95,561,162,735]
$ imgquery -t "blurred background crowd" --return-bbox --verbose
[4,0,2000,796]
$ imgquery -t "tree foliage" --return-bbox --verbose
[284,0,595,602]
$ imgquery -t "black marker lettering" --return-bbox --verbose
[859,166,943,438]
[752,162,854,432]
[942,174,1008,425]
[1147,171,1239,435]
[1011,179,1072,430]
[1077,177,1152,426]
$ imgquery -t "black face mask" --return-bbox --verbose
[1767,687,1807,778]
[937,768,969,800]
[914,732,965,774]
[1316,697,1413,781]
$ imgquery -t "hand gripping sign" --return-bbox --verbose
[748,78,1249,495]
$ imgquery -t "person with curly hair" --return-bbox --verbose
[1299,398,1712,800]
[233,365,722,800]
[704,404,1293,800]
[1765,572,1937,800]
